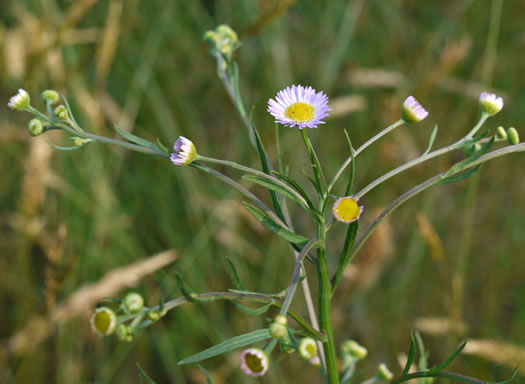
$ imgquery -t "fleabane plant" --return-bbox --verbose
[9,24,521,384]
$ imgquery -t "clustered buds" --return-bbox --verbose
[402,96,429,123]
[204,24,240,60]
[41,89,60,105]
[341,340,368,361]
[54,105,69,121]
[479,92,503,116]
[269,314,288,339]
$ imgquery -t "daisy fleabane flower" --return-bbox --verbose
[332,196,363,224]
[401,96,428,123]
[90,307,117,336]
[267,85,330,129]
[479,92,503,116]
[8,88,31,111]
[170,136,197,166]
[240,348,269,377]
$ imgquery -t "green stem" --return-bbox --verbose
[326,119,405,196]
[317,220,339,383]
[301,129,326,194]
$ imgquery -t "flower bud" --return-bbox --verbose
[116,324,134,342]
[298,338,318,360]
[240,348,269,377]
[124,292,144,313]
[90,307,117,336]
[8,89,31,111]
[269,322,287,339]
[70,137,92,146]
[274,314,288,326]
[479,92,503,116]
[496,126,507,140]
[28,118,44,137]
[41,90,60,105]
[507,127,519,145]
[341,340,368,360]
[309,356,321,367]
[147,307,167,321]
[402,96,429,123]
[170,136,197,166]
[54,105,69,121]
[377,363,394,381]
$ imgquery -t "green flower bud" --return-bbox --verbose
[377,363,394,381]
[116,324,134,342]
[341,340,368,360]
[28,118,44,137]
[479,92,503,116]
[496,126,507,140]
[123,292,144,313]
[70,137,92,146]
[147,307,167,322]
[269,322,287,339]
[54,105,69,121]
[274,314,288,326]
[90,307,117,336]
[507,127,519,145]
[41,90,60,105]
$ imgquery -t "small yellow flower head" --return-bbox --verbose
[341,340,368,360]
[170,136,197,166]
[402,96,429,123]
[116,324,134,342]
[377,363,394,381]
[496,126,507,140]
[507,127,519,145]
[240,348,269,377]
[479,92,503,116]
[90,307,117,336]
[28,118,44,137]
[41,90,60,105]
[8,89,31,111]
[332,196,363,224]
[54,105,69,121]
[124,292,144,313]
[309,356,321,367]
[298,337,318,360]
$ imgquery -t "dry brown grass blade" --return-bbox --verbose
[1,249,177,359]
[416,212,445,261]
[463,339,525,374]
[96,0,123,86]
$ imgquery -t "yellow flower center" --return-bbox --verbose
[306,344,316,356]
[334,197,361,222]
[285,102,315,123]
[94,311,112,334]
[245,353,265,373]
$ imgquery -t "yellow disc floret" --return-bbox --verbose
[245,352,265,373]
[333,196,363,223]
[285,102,315,123]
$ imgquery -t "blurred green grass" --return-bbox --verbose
[1,0,525,383]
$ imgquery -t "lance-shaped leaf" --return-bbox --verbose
[241,201,309,246]
[437,164,483,185]
[331,221,359,293]
[137,363,157,384]
[197,365,214,384]
[63,96,82,131]
[427,340,467,374]
[423,125,438,156]
[243,175,319,220]
[178,329,272,365]
[175,272,214,303]
[402,331,417,376]
[114,124,160,151]
[230,301,273,316]
[156,138,170,154]
[224,257,247,291]
[343,129,356,195]
[48,142,85,151]
[445,137,494,177]
[271,170,316,210]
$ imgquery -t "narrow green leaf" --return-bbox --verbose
[331,221,359,293]
[423,125,438,156]
[230,301,273,316]
[224,257,247,291]
[251,125,285,220]
[402,331,417,376]
[438,164,482,185]
[114,124,159,151]
[197,365,214,384]
[446,137,494,177]
[271,171,315,210]
[175,272,213,303]
[137,363,157,384]
[178,329,272,365]
[62,96,82,131]
[228,289,287,298]
[343,129,356,195]
[428,340,467,374]
[48,142,84,151]
[241,201,309,245]
[243,175,318,220]
[156,138,170,154]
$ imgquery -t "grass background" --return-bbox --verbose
[1,0,525,382]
